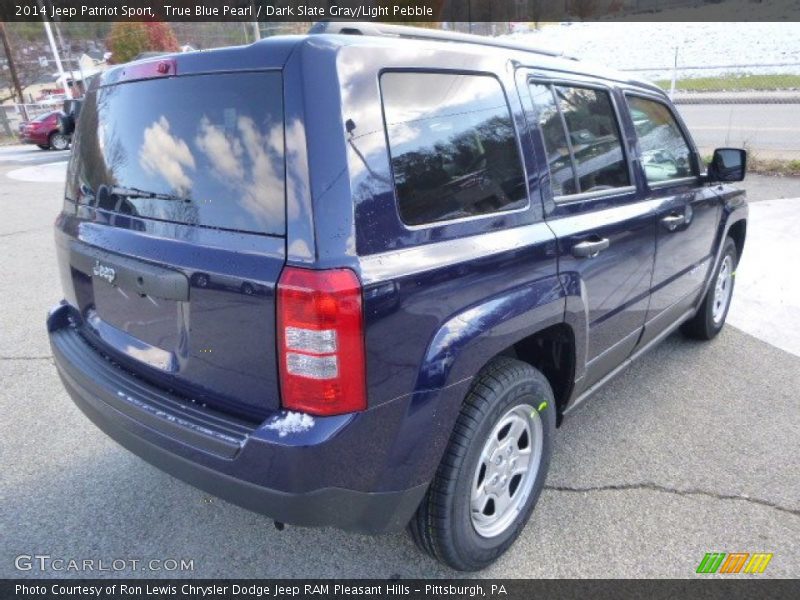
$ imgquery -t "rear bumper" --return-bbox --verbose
[48,303,428,534]
[20,133,47,145]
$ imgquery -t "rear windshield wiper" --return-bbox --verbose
[107,185,190,203]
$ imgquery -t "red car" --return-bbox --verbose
[19,110,71,151]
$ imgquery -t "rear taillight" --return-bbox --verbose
[277,267,366,416]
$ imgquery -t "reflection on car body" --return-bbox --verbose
[190,271,267,297]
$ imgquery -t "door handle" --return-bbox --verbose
[572,237,610,258]
[661,213,686,231]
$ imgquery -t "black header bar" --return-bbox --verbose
[2,0,800,22]
[4,579,800,600]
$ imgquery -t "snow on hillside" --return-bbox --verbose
[507,22,800,79]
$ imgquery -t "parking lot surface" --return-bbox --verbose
[1,146,798,578]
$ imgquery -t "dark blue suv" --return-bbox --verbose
[48,23,748,571]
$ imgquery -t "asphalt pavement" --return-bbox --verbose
[0,146,798,578]
[0,144,70,184]
[678,103,800,160]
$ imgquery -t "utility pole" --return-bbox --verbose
[38,0,71,99]
[42,18,71,99]
[669,46,679,100]
[0,22,26,107]
[247,0,269,38]
[52,18,83,97]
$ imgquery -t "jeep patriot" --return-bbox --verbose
[48,22,748,570]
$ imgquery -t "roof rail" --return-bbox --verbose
[308,21,574,60]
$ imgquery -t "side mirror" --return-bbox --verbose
[707,148,747,183]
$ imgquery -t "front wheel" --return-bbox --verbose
[681,236,738,340]
[408,357,555,571]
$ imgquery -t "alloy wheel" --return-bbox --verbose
[470,403,543,538]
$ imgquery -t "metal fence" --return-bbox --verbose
[621,63,800,104]
[0,103,60,137]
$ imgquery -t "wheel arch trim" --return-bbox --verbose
[413,275,567,393]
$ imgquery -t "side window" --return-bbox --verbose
[626,95,694,183]
[381,72,527,226]
[529,82,630,198]
[529,84,577,196]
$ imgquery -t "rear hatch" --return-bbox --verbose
[56,60,286,419]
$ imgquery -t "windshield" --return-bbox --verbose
[67,71,285,235]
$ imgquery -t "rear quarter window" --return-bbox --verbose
[380,72,527,226]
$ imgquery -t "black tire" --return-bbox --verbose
[49,132,69,151]
[681,236,738,340]
[408,356,555,571]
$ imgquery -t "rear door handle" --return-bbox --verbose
[661,213,686,231]
[572,237,610,258]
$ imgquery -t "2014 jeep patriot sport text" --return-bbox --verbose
[48,23,748,571]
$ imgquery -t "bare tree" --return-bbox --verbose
[0,22,25,104]
[0,23,56,104]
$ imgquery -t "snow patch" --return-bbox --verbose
[506,22,800,78]
[265,411,315,438]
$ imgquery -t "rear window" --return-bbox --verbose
[68,72,285,235]
[381,72,527,226]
